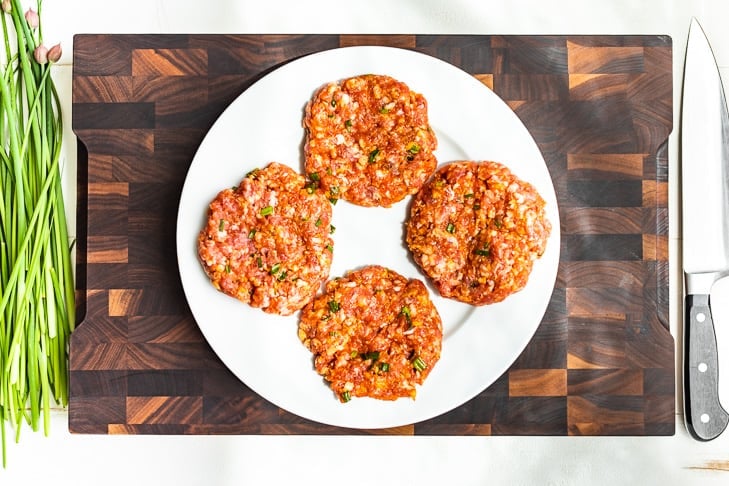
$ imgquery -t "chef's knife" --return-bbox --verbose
[682,18,729,441]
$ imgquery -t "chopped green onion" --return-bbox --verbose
[246,168,260,178]
[407,142,421,154]
[329,186,340,195]
[379,362,390,372]
[329,197,338,205]
[270,263,281,275]
[446,222,456,234]
[260,205,274,216]
[475,242,491,257]
[315,217,322,227]
[248,228,257,239]
[256,256,263,268]
[464,193,474,199]
[341,391,351,402]
[309,172,320,182]
[278,271,288,281]
[330,224,336,234]
[225,264,231,274]
[218,219,226,231]
[344,119,352,129]
[328,300,341,313]
[326,244,334,252]
[361,351,380,361]
[412,356,427,372]
[473,203,481,210]
[380,101,396,114]
[401,306,412,326]
[368,148,380,164]
[331,99,337,107]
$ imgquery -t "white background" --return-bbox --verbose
[3,0,729,484]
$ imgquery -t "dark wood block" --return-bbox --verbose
[70,34,674,436]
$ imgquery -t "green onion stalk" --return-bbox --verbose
[0,0,75,467]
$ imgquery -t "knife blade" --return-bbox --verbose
[681,17,729,441]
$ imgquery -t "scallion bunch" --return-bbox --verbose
[0,0,74,467]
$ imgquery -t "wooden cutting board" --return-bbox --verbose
[69,34,674,435]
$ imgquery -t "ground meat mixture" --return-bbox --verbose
[197,162,334,316]
[303,74,438,207]
[298,265,443,402]
[406,161,551,306]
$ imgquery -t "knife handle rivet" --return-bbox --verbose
[696,312,707,323]
[701,413,711,424]
[699,362,709,373]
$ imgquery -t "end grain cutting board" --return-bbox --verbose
[70,34,674,435]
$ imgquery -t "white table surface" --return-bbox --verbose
[4,0,729,484]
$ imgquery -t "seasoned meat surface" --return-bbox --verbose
[304,74,438,207]
[198,162,334,315]
[406,161,551,305]
[298,265,443,402]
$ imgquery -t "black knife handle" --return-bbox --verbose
[684,294,729,440]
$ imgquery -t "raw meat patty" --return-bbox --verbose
[406,161,551,305]
[198,162,334,315]
[304,74,438,207]
[298,265,442,402]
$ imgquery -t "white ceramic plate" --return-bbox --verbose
[176,46,560,429]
